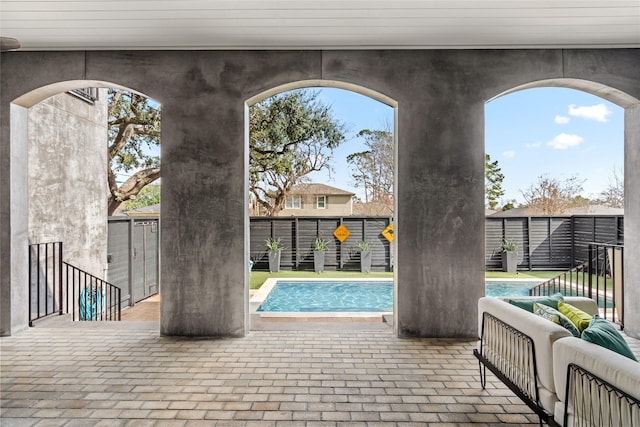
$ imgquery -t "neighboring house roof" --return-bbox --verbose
[288,183,355,197]
[124,203,161,216]
[488,205,623,217]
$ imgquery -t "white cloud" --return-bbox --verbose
[526,142,542,149]
[568,103,612,122]
[547,133,584,150]
[554,115,570,124]
[502,150,516,158]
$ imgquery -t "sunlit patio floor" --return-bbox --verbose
[1,298,638,426]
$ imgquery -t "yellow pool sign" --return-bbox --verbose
[381,224,394,242]
[333,224,351,242]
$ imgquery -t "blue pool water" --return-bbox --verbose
[257,281,393,312]
[485,280,542,297]
[257,280,544,312]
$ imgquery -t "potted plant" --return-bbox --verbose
[265,237,284,273]
[500,238,518,273]
[313,236,328,273]
[357,241,372,273]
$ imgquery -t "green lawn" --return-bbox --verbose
[484,271,563,280]
[250,270,564,289]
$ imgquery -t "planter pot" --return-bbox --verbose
[313,250,325,273]
[360,250,372,273]
[268,250,281,273]
[501,251,517,273]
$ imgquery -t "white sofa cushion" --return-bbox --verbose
[478,297,572,413]
[553,337,640,426]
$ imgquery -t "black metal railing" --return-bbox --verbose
[29,242,64,326]
[529,242,624,328]
[64,262,121,322]
[28,242,121,325]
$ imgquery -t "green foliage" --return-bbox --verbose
[123,185,160,211]
[313,236,329,251]
[108,89,160,173]
[501,238,518,252]
[249,90,346,216]
[265,237,284,251]
[347,127,394,212]
[485,154,505,210]
[356,241,371,252]
[107,88,161,214]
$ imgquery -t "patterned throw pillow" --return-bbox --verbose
[534,303,581,338]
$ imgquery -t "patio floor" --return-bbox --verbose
[2,299,638,426]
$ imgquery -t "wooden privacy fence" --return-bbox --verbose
[249,215,622,272]
[105,214,624,276]
[250,217,394,272]
[485,215,623,271]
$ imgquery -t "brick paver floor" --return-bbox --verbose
[2,318,638,426]
[1,321,545,427]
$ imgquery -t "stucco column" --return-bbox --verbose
[624,104,640,339]
[396,97,485,338]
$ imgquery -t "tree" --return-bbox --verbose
[485,154,505,210]
[249,90,346,216]
[347,127,394,214]
[598,166,624,208]
[107,88,161,215]
[123,184,161,211]
[521,174,587,215]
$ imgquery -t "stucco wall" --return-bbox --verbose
[28,90,108,277]
[1,49,639,338]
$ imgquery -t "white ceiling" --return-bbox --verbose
[1,0,639,50]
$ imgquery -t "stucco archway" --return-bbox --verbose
[5,80,160,334]
[2,49,639,339]
[486,78,640,339]
[245,80,399,332]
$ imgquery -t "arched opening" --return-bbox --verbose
[485,78,640,338]
[245,80,399,332]
[12,81,162,327]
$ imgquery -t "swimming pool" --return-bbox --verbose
[257,280,393,312]
[252,279,545,313]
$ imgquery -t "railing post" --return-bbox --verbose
[28,244,33,327]
[58,242,64,315]
[587,244,593,300]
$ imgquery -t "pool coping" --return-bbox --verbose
[250,278,394,322]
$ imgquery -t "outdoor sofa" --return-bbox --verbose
[474,295,639,426]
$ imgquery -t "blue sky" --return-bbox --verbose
[308,87,623,205]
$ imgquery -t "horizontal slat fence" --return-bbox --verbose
[485,215,623,271]
[250,217,393,272]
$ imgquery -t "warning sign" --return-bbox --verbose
[381,224,394,242]
[333,224,351,243]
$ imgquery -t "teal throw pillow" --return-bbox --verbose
[509,293,564,312]
[534,303,581,337]
[581,316,638,362]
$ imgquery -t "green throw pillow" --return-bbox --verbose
[509,293,564,312]
[581,316,638,362]
[534,303,581,337]
[558,301,593,332]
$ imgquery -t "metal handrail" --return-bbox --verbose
[64,262,121,321]
[528,242,624,329]
[28,242,121,325]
